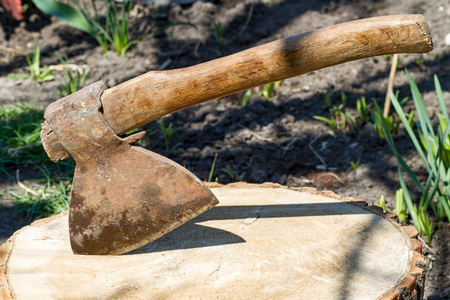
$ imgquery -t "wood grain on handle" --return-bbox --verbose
[101,14,432,135]
[41,14,433,162]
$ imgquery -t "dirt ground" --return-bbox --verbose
[1,0,449,298]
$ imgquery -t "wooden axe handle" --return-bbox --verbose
[101,14,432,135]
[42,14,432,161]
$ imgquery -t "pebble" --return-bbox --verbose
[445,33,450,46]
[279,114,295,125]
[201,146,214,158]
[205,113,219,124]
[349,142,358,149]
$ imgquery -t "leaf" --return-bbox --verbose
[31,0,93,34]
[8,73,28,81]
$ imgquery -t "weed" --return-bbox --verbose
[375,71,450,243]
[212,21,227,56]
[0,102,74,178]
[8,38,54,83]
[57,55,91,97]
[356,97,372,124]
[314,90,360,136]
[372,110,401,139]
[208,153,218,182]
[314,92,356,136]
[158,117,181,153]
[313,114,338,136]
[1,102,74,221]
[241,89,252,107]
[417,207,433,245]
[375,195,386,213]
[350,161,360,171]
[221,165,245,182]
[395,188,407,224]
[323,91,332,108]
[33,0,138,56]
[258,81,282,99]
[415,59,425,67]
[6,168,71,221]
[340,89,348,106]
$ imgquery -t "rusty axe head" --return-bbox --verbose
[41,82,218,255]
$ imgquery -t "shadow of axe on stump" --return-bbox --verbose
[40,14,433,255]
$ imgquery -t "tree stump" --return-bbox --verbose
[0,183,425,299]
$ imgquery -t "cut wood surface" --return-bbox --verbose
[0,183,425,299]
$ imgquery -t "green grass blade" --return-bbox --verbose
[434,75,448,121]
[389,90,431,174]
[31,0,93,34]
[373,104,424,190]
[397,165,420,228]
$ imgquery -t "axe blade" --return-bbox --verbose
[70,145,218,255]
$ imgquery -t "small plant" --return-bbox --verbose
[314,89,358,136]
[208,153,218,182]
[1,102,74,221]
[375,71,450,243]
[32,0,138,56]
[241,89,252,107]
[340,89,348,106]
[212,21,227,56]
[372,111,401,139]
[8,39,54,83]
[313,114,339,136]
[417,207,433,245]
[372,90,410,139]
[375,195,386,213]
[6,168,71,221]
[356,97,372,124]
[1,102,45,170]
[0,102,75,178]
[415,59,425,67]
[57,55,91,97]
[350,160,360,171]
[314,94,356,136]
[323,91,332,108]
[258,81,282,99]
[158,118,181,152]
[221,165,245,182]
[395,188,407,224]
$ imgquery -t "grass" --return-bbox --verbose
[374,71,450,244]
[33,0,138,56]
[8,38,54,83]
[57,55,91,97]
[5,168,71,221]
[212,21,227,56]
[221,165,246,182]
[157,117,181,153]
[313,90,357,136]
[0,102,73,220]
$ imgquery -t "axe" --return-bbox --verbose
[40,15,432,255]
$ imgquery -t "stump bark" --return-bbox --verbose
[0,183,425,299]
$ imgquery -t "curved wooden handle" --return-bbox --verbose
[101,14,432,135]
[42,14,433,162]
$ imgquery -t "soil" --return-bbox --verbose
[0,0,449,298]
